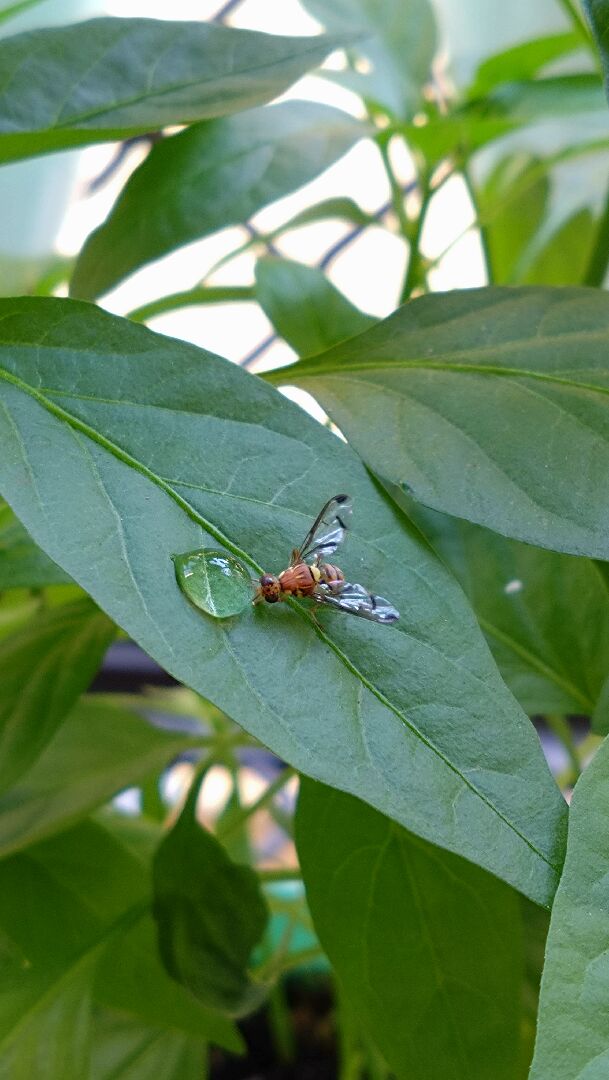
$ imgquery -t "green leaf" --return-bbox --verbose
[523,209,598,286]
[407,76,606,163]
[0,696,204,857]
[91,1009,206,1080]
[173,549,252,619]
[0,17,349,164]
[529,734,609,1079]
[270,286,609,560]
[0,598,115,792]
[296,779,524,1080]
[479,154,549,284]
[0,818,241,1072]
[301,0,437,120]
[71,101,368,300]
[399,496,609,722]
[469,32,584,96]
[0,0,48,27]
[0,499,70,587]
[585,0,609,105]
[153,778,269,1017]
[255,257,376,356]
[0,297,567,906]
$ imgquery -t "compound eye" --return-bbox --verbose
[260,574,276,587]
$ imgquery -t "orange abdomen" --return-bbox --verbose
[278,563,317,597]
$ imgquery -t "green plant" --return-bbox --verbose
[2,0,609,1076]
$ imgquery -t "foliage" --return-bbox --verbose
[0,1,609,1077]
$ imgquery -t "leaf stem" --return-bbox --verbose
[127,285,254,323]
[460,163,493,284]
[545,714,581,778]
[216,766,296,841]
[556,0,593,42]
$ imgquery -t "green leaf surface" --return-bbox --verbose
[255,257,376,356]
[0,499,70,587]
[479,154,549,284]
[0,17,348,164]
[91,1009,206,1080]
[0,598,115,792]
[296,779,523,1080]
[0,297,567,905]
[0,696,203,858]
[523,209,598,286]
[71,101,369,300]
[400,496,609,722]
[173,549,252,619]
[153,778,269,1017]
[530,734,609,1079]
[302,0,437,119]
[271,286,609,559]
[469,32,584,96]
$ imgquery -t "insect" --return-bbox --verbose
[254,494,399,624]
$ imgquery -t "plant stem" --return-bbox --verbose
[216,766,296,841]
[128,285,254,322]
[258,867,302,883]
[584,178,609,286]
[267,982,295,1063]
[378,135,412,240]
[545,714,581,778]
[460,163,493,284]
[556,0,593,42]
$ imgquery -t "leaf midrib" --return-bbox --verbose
[267,357,609,400]
[0,365,561,878]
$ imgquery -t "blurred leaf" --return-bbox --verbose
[479,154,549,283]
[585,0,609,105]
[0,499,70,587]
[0,0,48,24]
[470,32,584,97]
[0,598,115,792]
[407,76,606,162]
[523,208,598,285]
[0,297,567,906]
[0,696,203,858]
[272,287,609,560]
[0,18,350,164]
[302,0,437,119]
[256,257,376,356]
[530,734,609,1078]
[399,495,609,722]
[281,196,375,232]
[153,778,269,1017]
[520,898,550,1076]
[71,101,369,300]
[90,1009,206,1080]
[297,779,524,1080]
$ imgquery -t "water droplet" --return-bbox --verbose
[173,549,252,619]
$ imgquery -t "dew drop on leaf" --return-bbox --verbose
[173,549,252,619]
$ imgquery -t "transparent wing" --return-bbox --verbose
[293,494,353,565]
[313,581,399,624]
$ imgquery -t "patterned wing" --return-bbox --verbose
[293,494,353,565]
[313,581,399,624]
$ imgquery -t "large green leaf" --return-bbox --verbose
[270,286,609,559]
[0,598,115,791]
[153,778,269,1017]
[301,0,437,120]
[0,499,70,587]
[71,101,368,300]
[0,17,348,164]
[400,496,609,723]
[0,696,204,857]
[0,297,567,905]
[91,1010,205,1080]
[530,735,609,1079]
[469,32,584,97]
[296,780,523,1080]
[523,209,598,286]
[255,257,376,356]
[0,818,241,1074]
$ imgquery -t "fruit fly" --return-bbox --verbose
[254,494,399,624]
